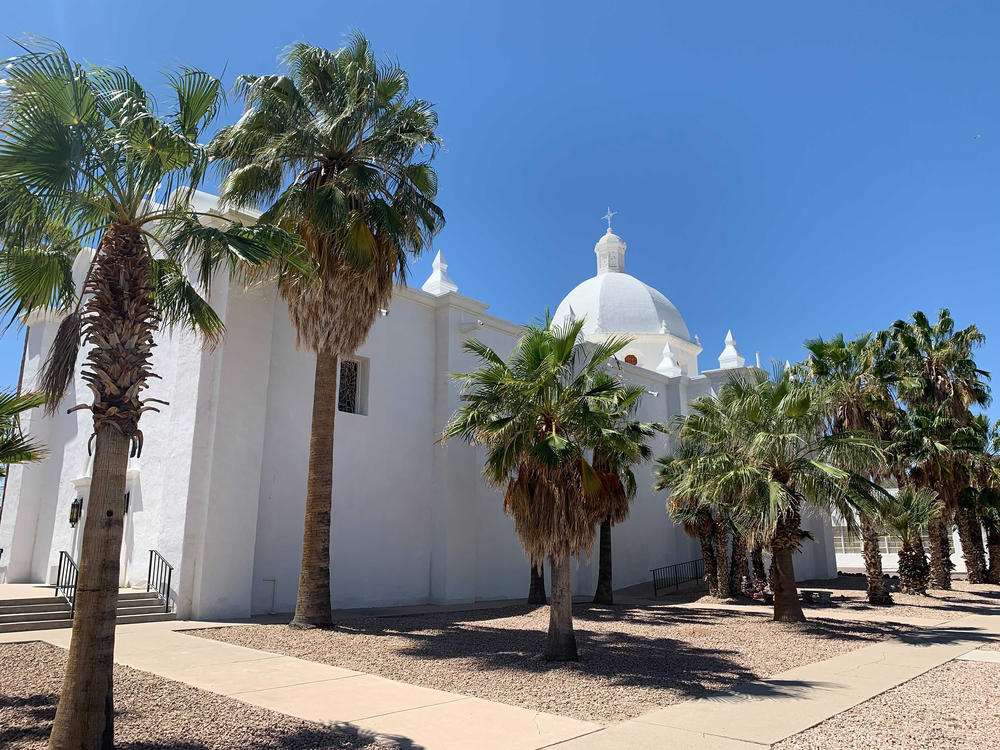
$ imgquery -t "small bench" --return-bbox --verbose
[800,589,832,605]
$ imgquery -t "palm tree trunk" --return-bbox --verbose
[927,514,953,590]
[750,543,768,592]
[528,561,547,605]
[985,523,1000,585]
[912,533,931,593]
[955,506,987,584]
[49,222,155,750]
[859,513,893,605]
[292,347,337,627]
[592,517,614,604]
[48,425,129,750]
[545,545,577,661]
[729,532,748,597]
[897,535,927,595]
[698,511,719,597]
[770,505,805,623]
[714,513,731,599]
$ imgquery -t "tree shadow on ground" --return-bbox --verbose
[0,691,423,750]
[322,602,912,702]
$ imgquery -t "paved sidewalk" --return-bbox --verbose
[545,612,1000,749]
[3,611,997,749]
[2,619,600,750]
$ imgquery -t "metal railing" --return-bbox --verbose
[147,550,174,613]
[650,557,705,596]
[55,550,79,615]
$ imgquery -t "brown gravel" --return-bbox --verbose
[792,577,1000,622]
[0,641,382,750]
[774,660,1000,750]
[191,602,913,724]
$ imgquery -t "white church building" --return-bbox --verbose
[0,197,838,620]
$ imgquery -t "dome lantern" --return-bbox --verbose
[595,228,626,275]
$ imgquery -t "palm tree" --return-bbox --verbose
[657,463,732,598]
[979,489,1000,585]
[591,384,660,605]
[878,486,939,595]
[891,310,991,586]
[667,498,721,596]
[892,404,983,586]
[802,332,898,605]
[0,391,47,470]
[444,318,634,659]
[528,562,547,605]
[662,372,886,622]
[211,36,443,627]
[975,418,1000,584]
[0,40,296,749]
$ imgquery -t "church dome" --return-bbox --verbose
[552,223,691,340]
[553,272,691,340]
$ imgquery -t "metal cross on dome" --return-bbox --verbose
[602,207,617,230]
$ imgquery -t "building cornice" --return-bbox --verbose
[22,308,69,327]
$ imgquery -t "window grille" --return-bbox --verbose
[338,360,359,414]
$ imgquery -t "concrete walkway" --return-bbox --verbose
[1,619,600,750]
[2,610,997,749]
[547,612,1000,749]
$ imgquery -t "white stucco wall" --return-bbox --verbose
[1,247,837,615]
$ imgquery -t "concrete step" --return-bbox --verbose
[0,618,74,633]
[114,612,176,626]
[0,609,71,624]
[0,601,71,615]
[0,595,64,608]
[0,608,176,633]
[114,604,168,616]
[0,590,153,607]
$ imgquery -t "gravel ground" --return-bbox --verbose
[0,642,382,750]
[774,660,1000,750]
[791,577,1000,622]
[191,602,913,724]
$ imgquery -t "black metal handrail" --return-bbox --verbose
[650,557,705,596]
[147,550,174,613]
[55,550,79,615]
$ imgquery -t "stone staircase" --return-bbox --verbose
[0,590,176,633]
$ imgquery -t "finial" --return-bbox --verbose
[602,206,617,232]
[718,329,746,369]
[421,249,458,296]
[656,338,682,377]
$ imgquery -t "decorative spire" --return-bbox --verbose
[718,329,746,369]
[602,206,617,231]
[656,338,682,377]
[421,250,458,296]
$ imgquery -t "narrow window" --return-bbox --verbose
[338,360,359,414]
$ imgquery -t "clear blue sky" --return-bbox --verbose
[2,2,998,416]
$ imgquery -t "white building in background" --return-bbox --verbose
[832,510,969,574]
[0,196,837,620]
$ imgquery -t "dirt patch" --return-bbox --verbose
[791,577,1000,622]
[191,601,913,724]
[0,641,382,750]
[774,660,1000,749]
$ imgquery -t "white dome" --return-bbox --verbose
[553,272,691,340]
